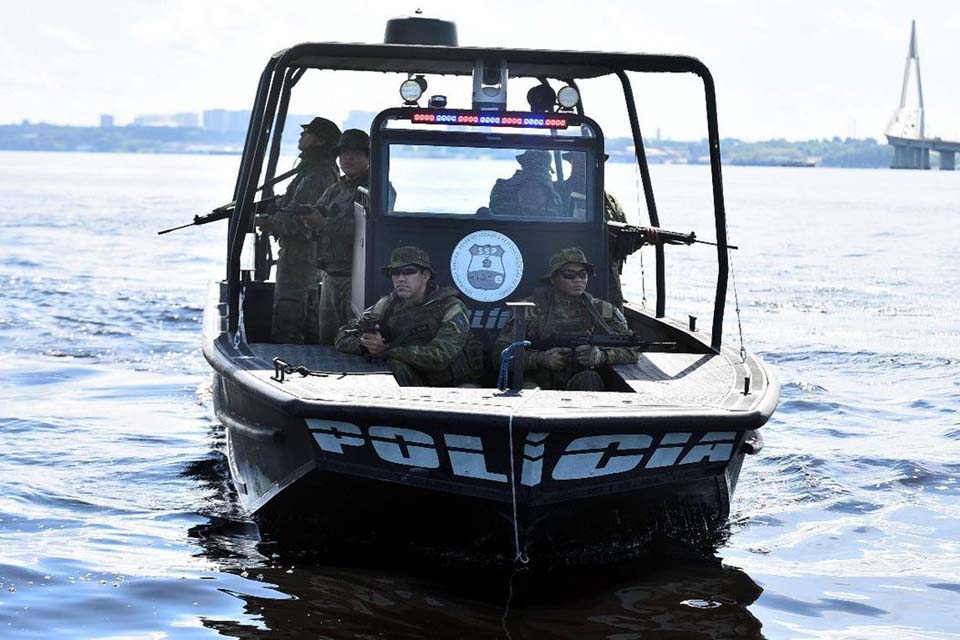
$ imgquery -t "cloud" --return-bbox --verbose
[39,24,92,52]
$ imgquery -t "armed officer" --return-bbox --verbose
[495,247,638,391]
[335,246,481,387]
[302,129,370,344]
[556,151,630,309]
[255,117,341,344]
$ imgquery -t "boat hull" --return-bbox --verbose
[213,370,754,566]
[204,281,774,566]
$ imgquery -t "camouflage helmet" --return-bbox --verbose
[515,149,554,172]
[300,117,342,144]
[542,247,596,282]
[335,128,370,155]
[381,246,432,275]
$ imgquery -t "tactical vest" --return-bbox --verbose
[532,288,615,338]
[373,287,482,386]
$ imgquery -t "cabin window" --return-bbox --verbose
[386,144,595,222]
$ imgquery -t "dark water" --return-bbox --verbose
[1,150,958,638]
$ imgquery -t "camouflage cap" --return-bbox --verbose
[542,247,596,281]
[381,246,432,275]
[300,117,342,144]
[335,129,370,154]
[516,149,553,172]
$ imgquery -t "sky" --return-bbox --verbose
[3,0,959,141]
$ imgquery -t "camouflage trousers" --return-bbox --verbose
[318,272,354,345]
[531,367,606,391]
[271,246,320,344]
[387,361,425,387]
[387,360,476,387]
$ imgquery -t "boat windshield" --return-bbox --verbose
[386,144,595,222]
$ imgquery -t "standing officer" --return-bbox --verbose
[302,129,370,344]
[256,116,341,344]
[495,247,638,391]
[335,246,481,387]
[556,151,629,309]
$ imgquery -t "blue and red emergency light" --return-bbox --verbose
[410,110,569,130]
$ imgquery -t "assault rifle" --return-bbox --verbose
[607,221,738,258]
[157,163,306,235]
[157,194,281,235]
[528,332,677,352]
[341,312,384,338]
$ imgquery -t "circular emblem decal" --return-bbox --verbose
[450,230,524,302]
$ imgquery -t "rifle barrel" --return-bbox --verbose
[157,221,199,235]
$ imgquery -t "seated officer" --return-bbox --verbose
[335,246,481,387]
[489,150,563,216]
[495,247,639,391]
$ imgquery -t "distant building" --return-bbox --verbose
[100,114,114,128]
[203,109,251,133]
[132,114,175,127]
[172,112,199,128]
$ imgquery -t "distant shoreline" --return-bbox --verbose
[0,123,914,169]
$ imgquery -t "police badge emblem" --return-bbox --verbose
[450,230,524,302]
[467,244,505,290]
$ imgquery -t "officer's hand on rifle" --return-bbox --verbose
[531,347,570,370]
[299,205,326,229]
[359,331,388,357]
[575,344,604,368]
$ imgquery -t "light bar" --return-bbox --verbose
[410,110,569,130]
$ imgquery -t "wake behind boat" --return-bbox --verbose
[183,16,779,567]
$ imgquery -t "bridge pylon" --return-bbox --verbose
[885,21,958,170]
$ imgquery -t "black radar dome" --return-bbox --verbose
[384,16,458,46]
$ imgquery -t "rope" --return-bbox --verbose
[497,341,531,391]
[639,246,647,309]
[234,286,247,349]
[727,244,747,363]
[499,390,533,639]
[506,412,529,566]
[270,357,384,382]
[634,161,647,309]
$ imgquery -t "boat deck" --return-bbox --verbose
[243,343,759,416]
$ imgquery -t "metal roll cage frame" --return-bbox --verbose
[226,43,729,350]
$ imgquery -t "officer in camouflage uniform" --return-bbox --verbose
[255,116,341,343]
[556,151,629,309]
[335,246,482,387]
[489,150,563,216]
[302,129,369,344]
[495,247,638,391]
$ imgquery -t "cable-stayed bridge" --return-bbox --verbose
[885,21,959,170]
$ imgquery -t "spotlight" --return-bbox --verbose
[400,75,428,105]
[557,85,580,110]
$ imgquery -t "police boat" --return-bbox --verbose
[197,17,779,566]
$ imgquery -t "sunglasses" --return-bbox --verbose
[390,266,421,277]
[559,269,589,281]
